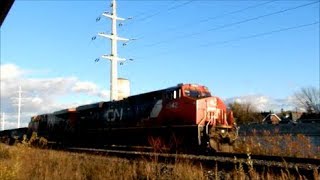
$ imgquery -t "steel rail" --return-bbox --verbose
[60,146,319,179]
[64,147,320,171]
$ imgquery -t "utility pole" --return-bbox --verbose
[1,112,4,130]
[17,86,22,128]
[98,0,129,101]
[12,86,24,128]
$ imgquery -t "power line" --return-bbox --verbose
[118,0,195,36]
[201,21,319,47]
[192,0,277,26]
[146,0,277,38]
[131,0,195,23]
[134,0,277,40]
[120,0,193,31]
[129,1,182,20]
[145,1,319,48]
[134,21,319,60]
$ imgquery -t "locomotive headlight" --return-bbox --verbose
[221,129,226,134]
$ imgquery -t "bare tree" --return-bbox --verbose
[294,87,320,113]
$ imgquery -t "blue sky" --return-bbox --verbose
[0,0,319,128]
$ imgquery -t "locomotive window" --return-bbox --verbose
[189,90,200,98]
[173,91,177,99]
[184,90,211,98]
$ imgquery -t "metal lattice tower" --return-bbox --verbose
[17,86,22,128]
[11,86,24,128]
[98,0,129,101]
[1,112,4,130]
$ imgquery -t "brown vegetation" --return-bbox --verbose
[0,143,206,180]
[236,130,320,159]
[0,143,319,180]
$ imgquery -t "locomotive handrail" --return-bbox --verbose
[197,110,207,146]
[205,121,209,135]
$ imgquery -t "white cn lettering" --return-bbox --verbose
[106,108,123,122]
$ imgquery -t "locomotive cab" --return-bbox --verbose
[177,84,238,152]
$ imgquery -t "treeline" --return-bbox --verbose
[229,86,320,125]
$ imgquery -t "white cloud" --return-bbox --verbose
[72,81,98,93]
[0,63,109,130]
[226,94,300,112]
[0,64,24,80]
[100,90,109,99]
[31,97,43,105]
[71,81,110,99]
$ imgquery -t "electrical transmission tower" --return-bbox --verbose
[97,0,130,101]
[1,112,4,130]
[12,86,24,128]
[17,86,22,128]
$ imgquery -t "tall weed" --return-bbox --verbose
[236,131,319,158]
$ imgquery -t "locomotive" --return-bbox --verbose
[27,83,238,152]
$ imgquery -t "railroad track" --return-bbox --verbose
[62,146,320,178]
[1,130,318,171]
[1,139,319,178]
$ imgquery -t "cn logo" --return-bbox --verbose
[105,108,123,122]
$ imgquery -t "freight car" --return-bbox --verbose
[27,83,238,152]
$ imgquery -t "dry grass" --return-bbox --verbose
[236,130,320,159]
[1,143,319,180]
[0,143,207,180]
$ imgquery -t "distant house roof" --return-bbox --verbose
[262,113,282,123]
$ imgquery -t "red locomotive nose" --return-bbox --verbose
[196,97,233,127]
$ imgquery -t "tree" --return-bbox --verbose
[228,102,263,125]
[294,87,320,113]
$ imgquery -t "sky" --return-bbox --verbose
[0,0,319,129]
